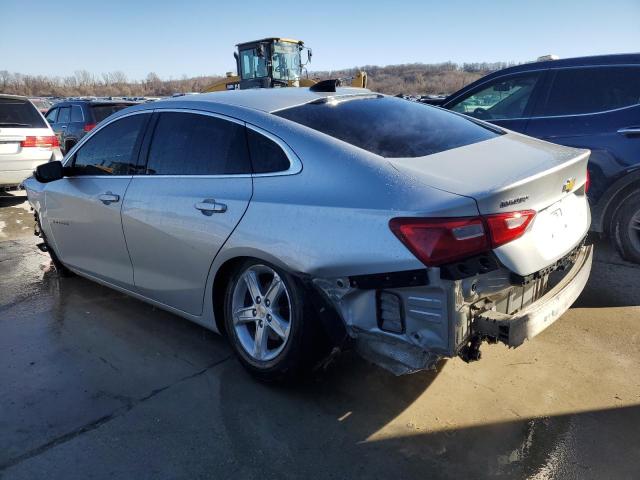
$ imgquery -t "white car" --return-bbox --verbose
[0,94,63,190]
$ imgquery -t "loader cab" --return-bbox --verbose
[235,38,308,89]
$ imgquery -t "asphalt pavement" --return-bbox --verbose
[1,193,639,479]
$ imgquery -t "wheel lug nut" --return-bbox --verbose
[266,314,272,321]
[265,299,270,307]
[252,309,257,317]
[256,296,261,304]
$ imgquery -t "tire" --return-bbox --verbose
[223,259,324,382]
[612,190,640,263]
[47,240,75,277]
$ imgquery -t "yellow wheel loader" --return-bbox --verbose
[202,38,367,92]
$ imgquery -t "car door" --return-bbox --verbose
[525,65,640,204]
[443,70,546,133]
[121,110,253,315]
[66,104,85,146]
[44,111,151,287]
[54,106,71,150]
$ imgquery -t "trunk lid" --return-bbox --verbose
[389,132,591,275]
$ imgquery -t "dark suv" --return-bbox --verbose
[434,54,640,262]
[45,100,136,154]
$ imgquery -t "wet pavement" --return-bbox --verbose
[1,193,639,479]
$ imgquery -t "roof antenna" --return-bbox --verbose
[310,79,341,93]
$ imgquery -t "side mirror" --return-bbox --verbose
[35,161,64,183]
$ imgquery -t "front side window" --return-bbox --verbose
[240,48,268,80]
[145,112,251,175]
[450,73,541,120]
[275,95,500,158]
[71,114,147,175]
[541,66,640,116]
[57,106,71,124]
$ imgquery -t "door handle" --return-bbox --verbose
[617,127,640,137]
[60,125,67,129]
[98,192,120,205]
[195,199,227,215]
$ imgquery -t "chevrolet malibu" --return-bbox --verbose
[24,86,593,381]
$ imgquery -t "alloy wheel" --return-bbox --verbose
[231,264,292,362]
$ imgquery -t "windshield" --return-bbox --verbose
[271,42,301,81]
[91,104,134,123]
[0,97,47,128]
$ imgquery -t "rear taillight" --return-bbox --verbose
[389,217,489,266]
[483,210,536,249]
[585,170,590,194]
[20,135,59,148]
[83,123,96,132]
[390,209,536,267]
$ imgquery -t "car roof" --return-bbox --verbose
[159,87,373,113]
[442,53,640,105]
[498,52,640,75]
[0,94,29,100]
[55,100,138,106]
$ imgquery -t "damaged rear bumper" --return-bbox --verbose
[313,244,593,376]
[474,244,593,347]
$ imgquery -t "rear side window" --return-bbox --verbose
[0,97,47,128]
[145,112,251,175]
[71,105,84,122]
[72,114,148,175]
[247,129,290,173]
[57,107,71,124]
[541,67,640,116]
[91,104,133,123]
[274,96,499,158]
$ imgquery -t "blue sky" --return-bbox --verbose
[1,0,639,80]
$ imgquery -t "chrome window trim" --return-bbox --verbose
[448,64,640,121]
[136,107,302,178]
[245,122,302,177]
[61,107,303,179]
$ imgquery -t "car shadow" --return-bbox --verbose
[0,194,27,208]
[573,239,640,308]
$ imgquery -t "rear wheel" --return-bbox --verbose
[612,190,640,263]
[224,259,322,382]
[64,140,76,154]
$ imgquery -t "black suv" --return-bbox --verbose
[432,54,640,262]
[45,100,137,154]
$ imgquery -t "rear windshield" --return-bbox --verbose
[0,98,47,128]
[91,104,134,123]
[274,95,500,158]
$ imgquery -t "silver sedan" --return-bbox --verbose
[25,86,593,381]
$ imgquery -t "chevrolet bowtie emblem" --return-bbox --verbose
[562,178,576,193]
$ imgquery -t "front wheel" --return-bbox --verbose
[224,259,323,382]
[612,190,640,263]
